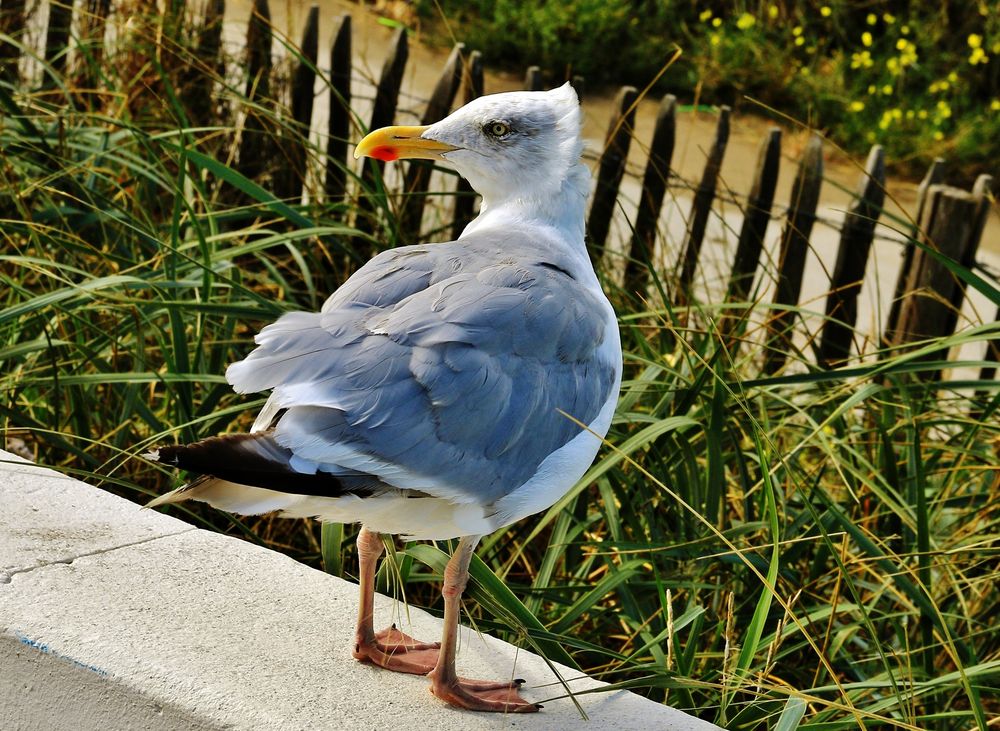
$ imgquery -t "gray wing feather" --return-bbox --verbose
[227,233,617,505]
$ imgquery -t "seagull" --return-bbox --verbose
[145,83,622,713]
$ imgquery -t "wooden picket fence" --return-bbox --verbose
[2,0,997,380]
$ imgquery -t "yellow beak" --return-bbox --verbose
[353,125,458,162]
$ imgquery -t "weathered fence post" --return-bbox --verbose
[173,0,225,128]
[676,106,730,299]
[237,0,274,183]
[721,128,781,344]
[817,145,886,368]
[943,174,992,337]
[763,134,824,375]
[77,0,112,106]
[366,27,408,139]
[970,174,993,257]
[355,28,408,244]
[623,94,676,295]
[525,65,543,91]
[184,0,226,127]
[325,14,352,205]
[450,50,483,240]
[274,4,319,202]
[293,5,321,130]
[979,306,1000,383]
[398,43,465,241]
[587,85,639,263]
[889,184,984,380]
[0,0,25,84]
[43,0,74,85]
[884,158,945,345]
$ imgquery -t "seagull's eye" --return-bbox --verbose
[485,121,512,138]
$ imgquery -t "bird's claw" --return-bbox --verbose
[429,675,540,713]
[353,625,440,675]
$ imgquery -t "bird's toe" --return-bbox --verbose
[353,625,441,675]
[429,676,540,713]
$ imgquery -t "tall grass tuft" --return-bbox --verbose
[0,4,998,729]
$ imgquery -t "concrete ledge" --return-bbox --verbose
[0,451,719,730]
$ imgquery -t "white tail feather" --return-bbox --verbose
[144,485,188,508]
[145,477,301,515]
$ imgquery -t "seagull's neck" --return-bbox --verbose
[461,162,591,262]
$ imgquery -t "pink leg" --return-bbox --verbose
[352,526,440,674]
[427,535,540,713]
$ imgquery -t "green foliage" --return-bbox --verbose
[2,3,999,729]
[418,1,1000,178]
[417,0,687,86]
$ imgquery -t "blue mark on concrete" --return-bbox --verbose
[15,631,110,677]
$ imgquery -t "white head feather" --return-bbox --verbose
[421,83,590,239]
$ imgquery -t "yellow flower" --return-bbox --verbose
[867,84,877,94]
[891,41,918,71]
[968,34,983,49]
[736,12,756,30]
[948,71,958,83]
[917,109,928,119]
[933,130,944,141]
[883,13,895,24]
[699,9,713,22]
[710,33,721,46]
[866,13,877,25]
[970,47,989,65]
[901,24,910,35]
[792,25,803,36]
[882,84,893,95]
[712,17,722,27]
[891,108,902,120]
[820,5,832,17]
[992,100,1000,111]
[878,110,892,130]
[936,100,952,118]
[862,31,873,47]
[905,109,915,119]
[848,100,865,112]
[768,5,779,19]
[851,50,874,69]
[795,35,805,46]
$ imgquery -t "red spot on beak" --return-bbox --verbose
[369,145,399,162]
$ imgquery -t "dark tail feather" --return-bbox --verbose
[145,432,348,495]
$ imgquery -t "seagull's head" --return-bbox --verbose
[355,83,585,207]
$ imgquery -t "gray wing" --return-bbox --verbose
[226,234,618,505]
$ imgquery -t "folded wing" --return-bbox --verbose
[226,232,618,507]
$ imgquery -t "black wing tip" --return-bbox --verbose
[144,433,369,498]
[147,433,281,474]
